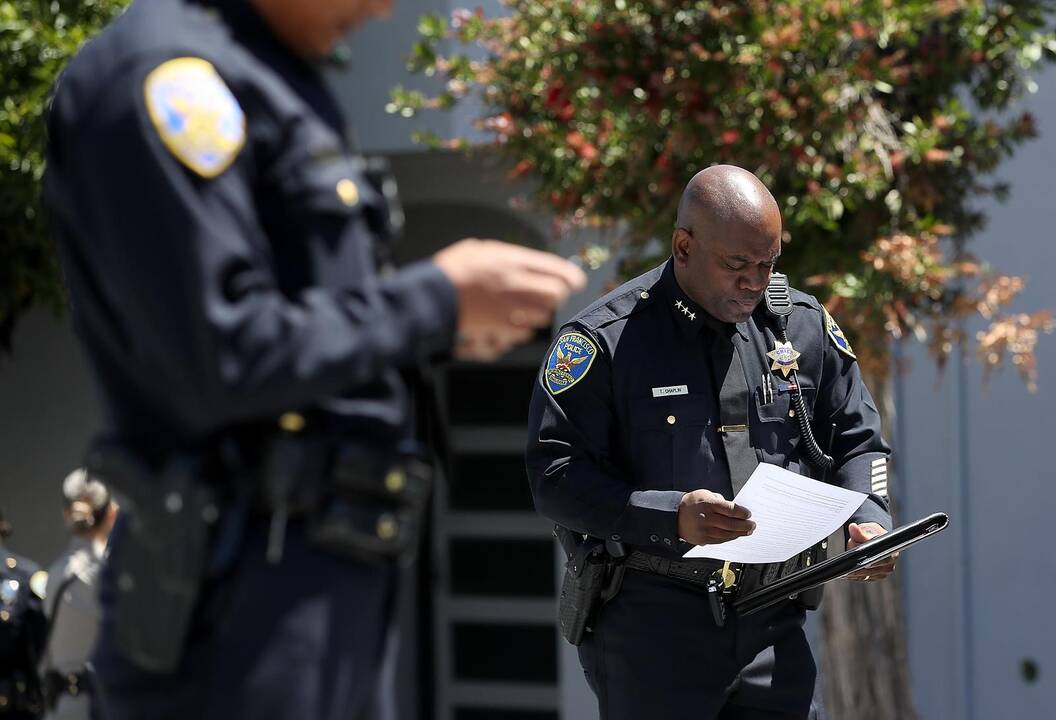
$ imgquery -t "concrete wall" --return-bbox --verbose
[0,309,98,564]
[897,62,1056,720]
[329,0,508,154]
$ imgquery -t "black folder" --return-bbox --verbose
[733,512,950,616]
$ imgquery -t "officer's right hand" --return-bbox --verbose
[676,489,756,546]
[433,239,587,361]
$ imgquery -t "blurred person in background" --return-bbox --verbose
[44,0,586,718]
[0,510,48,719]
[41,469,118,720]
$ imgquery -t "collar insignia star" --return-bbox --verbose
[767,341,801,377]
[674,300,695,320]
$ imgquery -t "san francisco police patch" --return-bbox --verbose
[144,57,246,178]
[823,307,856,359]
[544,332,597,395]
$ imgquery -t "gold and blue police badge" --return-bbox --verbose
[144,57,246,178]
[823,307,856,359]
[544,332,597,395]
[766,341,801,378]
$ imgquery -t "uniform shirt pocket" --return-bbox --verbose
[627,394,720,494]
[753,382,817,458]
[263,153,380,289]
[292,155,373,216]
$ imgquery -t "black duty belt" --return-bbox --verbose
[624,547,819,598]
[43,670,92,707]
[0,675,44,715]
[624,551,729,588]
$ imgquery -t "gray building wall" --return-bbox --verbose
[898,62,1056,720]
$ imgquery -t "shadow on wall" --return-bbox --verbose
[0,309,99,563]
[394,201,546,266]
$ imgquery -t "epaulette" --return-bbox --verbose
[789,287,857,359]
[572,283,657,332]
[789,287,822,311]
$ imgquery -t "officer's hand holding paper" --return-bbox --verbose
[683,463,866,564]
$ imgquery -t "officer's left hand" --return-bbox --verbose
[845,522,898,582]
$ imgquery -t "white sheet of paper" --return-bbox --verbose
[683,463,866,564]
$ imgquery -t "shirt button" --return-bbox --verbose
[336,178,360,206]
[667,415,676,425]
[640,291,650,299]
[278,412,306,433]
[664,538,673,545]
[649,534,659,542]
[610,534,621,541]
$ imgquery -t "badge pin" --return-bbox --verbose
[766,341,801,378]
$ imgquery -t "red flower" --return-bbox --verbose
[508,159,534,179]
[851,21,871,40]
[545,83,575,122]
[720,129,741,145]
[566,131,599,161]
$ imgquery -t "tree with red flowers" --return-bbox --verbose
[392,1,1056,717]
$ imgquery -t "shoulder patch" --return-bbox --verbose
[823,307,856,359]
[144,57,246,178]
[543,331,598,395]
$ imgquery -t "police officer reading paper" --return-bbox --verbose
[44,0,585,718]
[527,166,895,720]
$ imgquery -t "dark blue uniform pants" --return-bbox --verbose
[579,568,824,720]
[93,521,395,720]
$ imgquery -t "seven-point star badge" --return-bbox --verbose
[767,341,801,377]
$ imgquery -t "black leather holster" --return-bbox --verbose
[86,442,216,674]
[555,528,628,646]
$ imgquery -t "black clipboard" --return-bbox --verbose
[733,512,950,616]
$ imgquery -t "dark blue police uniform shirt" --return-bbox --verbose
[45,0,457,454]
[527,259,891,559]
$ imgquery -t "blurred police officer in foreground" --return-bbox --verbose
[43,0,586,717]
[527,166,896,719]
[0,511,48,720]
[42,469,117,720]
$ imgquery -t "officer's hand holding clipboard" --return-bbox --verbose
[844,521,899,582]
[734,512,950,616]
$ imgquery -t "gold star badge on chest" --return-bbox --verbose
[767,341,801,377]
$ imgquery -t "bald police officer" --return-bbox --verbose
[44,0,585,718]
[527,166,895,720]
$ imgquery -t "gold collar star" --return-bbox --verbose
[766,341,801,377]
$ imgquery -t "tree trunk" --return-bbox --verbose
[820,371,918,720]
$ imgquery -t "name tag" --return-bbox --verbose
[652,385,688,397]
